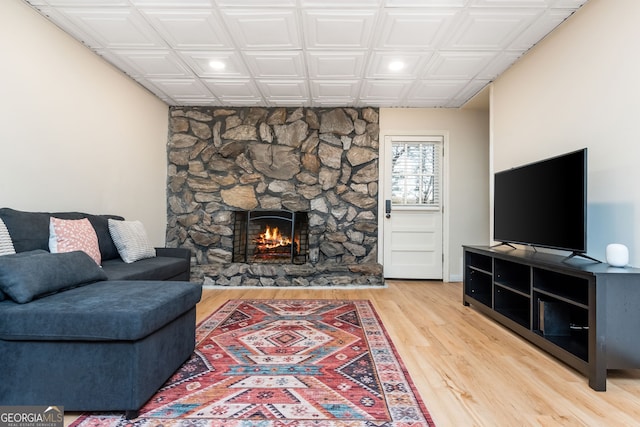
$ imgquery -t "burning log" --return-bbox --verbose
[253,226,298,256]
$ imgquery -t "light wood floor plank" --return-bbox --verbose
[65,280,640,426]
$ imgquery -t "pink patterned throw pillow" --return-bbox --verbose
[49,217,101,265]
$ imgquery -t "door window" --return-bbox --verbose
[391,141,441,207]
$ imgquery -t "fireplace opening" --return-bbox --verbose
[233,210,309,264]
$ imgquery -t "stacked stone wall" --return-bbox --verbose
[166,106,383,287]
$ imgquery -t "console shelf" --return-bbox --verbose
[463,245,640,391]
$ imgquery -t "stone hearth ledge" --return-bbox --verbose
[193,262,384,287]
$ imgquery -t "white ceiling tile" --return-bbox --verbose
[31,7,106,47]
[307,51,366,79]
[407,80,468,104]
[443,9,541,50]
[366,51,431,79]
[476,51,521,80]
[358,79,413,102]
[133,76,174,99]
[403,100,440,107]
[425,51,497,80]
[302,10,377,50]
[141,9,234,50]
[45,0,128,5]
[302,0,381,7]
[310,80,361,101]
[178,51,250,78]
[171,97,221,106]
[552,0,589,7]
[242,51,306,78]
[131,0,215,6]
[215,0,297,6]
[269,100,309,107]
[509,9,573,50]
[256,80,309,101]
[469,0,551,7]
[99,49,193,78]
[149,78,215,99]
[222,99,266,106]
[375,9,460,50]
[220,9,301,50]
[55,8,167,49]
[202,79,264,102]
[313,100,351,107]
[383,0,467,6]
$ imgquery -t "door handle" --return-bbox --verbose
[385,200,391,218]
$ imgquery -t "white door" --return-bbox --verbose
[383,136,444,279]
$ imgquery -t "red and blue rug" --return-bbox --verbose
[72,299,435,427]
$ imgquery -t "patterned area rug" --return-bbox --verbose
[71,299,435,427]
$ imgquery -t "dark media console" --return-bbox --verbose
[463,245,640,391]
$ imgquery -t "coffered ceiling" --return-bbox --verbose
[25,0,588,108]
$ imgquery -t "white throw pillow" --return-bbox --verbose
[108,219,156,263]
[0,218,16,256]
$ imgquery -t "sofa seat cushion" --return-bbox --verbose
[0,280,202,341]
[101,256,189,281]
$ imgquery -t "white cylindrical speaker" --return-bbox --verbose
[606,243,629,267]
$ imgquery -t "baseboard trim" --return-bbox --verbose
[203,282,390,290]
[449,274,462,282]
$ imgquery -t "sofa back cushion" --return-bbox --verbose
[0,208,124,261]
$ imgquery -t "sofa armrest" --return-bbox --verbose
[155,247,191,261]
[155,247,192,281]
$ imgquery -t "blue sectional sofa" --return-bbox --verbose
[0,208,202,417]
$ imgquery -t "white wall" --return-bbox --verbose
[380,108,490,281]
[0,0,169,245]
[492,0,640,266]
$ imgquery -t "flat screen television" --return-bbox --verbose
[494,148,587,255]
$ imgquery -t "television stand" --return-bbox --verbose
[563,251,602,263]
[463,245,640,391]
[490,242,516,250]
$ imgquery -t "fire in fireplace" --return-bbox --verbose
[233,210,309,264]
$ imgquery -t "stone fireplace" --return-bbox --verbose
[166,106,383,287]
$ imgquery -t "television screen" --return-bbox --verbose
[494,148,587,253]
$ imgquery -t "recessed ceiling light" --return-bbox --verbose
[209,60,226,70]
[388,61,405,72]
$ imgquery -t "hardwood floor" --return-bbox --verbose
[66,280,640,426]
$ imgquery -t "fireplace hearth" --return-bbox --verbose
[233,210,309,264]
